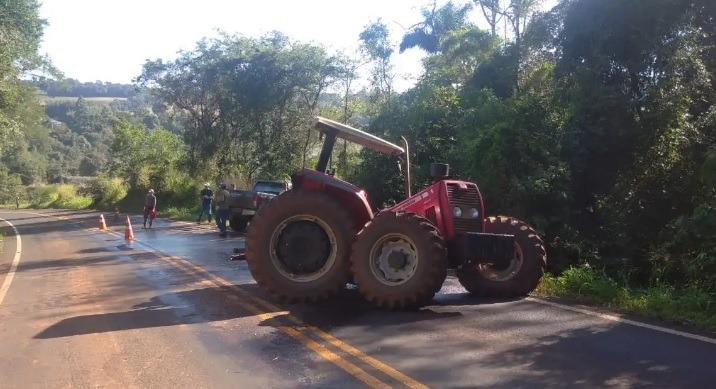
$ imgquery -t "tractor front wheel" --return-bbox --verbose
[244,190,354,303]
[457,216,546,297]
[350,212,448,310]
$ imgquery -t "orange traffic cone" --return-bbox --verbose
[98,214,107,230]
[124,215,134,241]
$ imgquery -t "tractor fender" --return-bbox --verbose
[290,169,373,230]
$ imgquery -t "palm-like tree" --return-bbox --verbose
[399,1,474,54]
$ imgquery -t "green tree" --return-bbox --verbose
[0,0,58,158]
[109,119,186,192]
[0,167,23,205]
[138,31,345,181]
[359,19,395,112]
[399,1,474,54]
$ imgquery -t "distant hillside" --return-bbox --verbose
[27,78,137,98]
[38,95,127,106]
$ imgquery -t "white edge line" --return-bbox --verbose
[526,296,716,345]
[0,217,22,306]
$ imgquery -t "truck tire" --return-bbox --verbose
[229,215,249,232]
[457,216,546,297]
[350,212,448,310]
[244,190,355,303]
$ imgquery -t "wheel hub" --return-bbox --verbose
[373,239,418,285]
[274,219,331,276]
[477,242,524,281]
[387,251,408,269]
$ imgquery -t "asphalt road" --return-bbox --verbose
[1,209,714,389]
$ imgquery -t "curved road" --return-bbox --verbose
[0,209,714,388]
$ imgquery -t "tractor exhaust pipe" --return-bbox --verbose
[400,136,411,199]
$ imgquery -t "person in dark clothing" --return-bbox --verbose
[196,183,214,224]
[143,189,157,228]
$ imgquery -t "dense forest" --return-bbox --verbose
[2,0,715,312]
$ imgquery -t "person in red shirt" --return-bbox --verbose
[143,189,157,228]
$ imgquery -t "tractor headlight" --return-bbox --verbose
[452,206,462,218]
[469,208,479,219]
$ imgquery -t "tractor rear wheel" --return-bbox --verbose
[350,212,448,310]
[244,190,354,303]
[457,216,546,297]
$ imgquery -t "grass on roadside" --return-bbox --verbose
[536,266,716,331]
[2,183,200,223]
[0,203,31,209]
[29,184,92,210]
[161,206,197,222]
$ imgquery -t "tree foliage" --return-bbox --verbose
[0,0,53,157]
[137,31,346,181]
[108,119,186,192]
[351,0,716,288]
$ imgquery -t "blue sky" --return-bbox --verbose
[38,0,557,92]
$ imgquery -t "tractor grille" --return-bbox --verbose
[446,183,482,233]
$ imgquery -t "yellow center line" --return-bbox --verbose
[17,210,430,388]
[163,253,429,389]
[280,326,392,389]
[152,250,392,389]
[250,295,430,389]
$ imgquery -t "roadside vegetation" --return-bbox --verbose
[1,0,715,329]
[537,267,716,331]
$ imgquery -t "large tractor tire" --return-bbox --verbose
[229,215,249,232]
[350,212,448,310]
[244,190,354,303]
[457,216,546,297]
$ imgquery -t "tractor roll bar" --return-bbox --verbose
[310,116,405,157]
[315,129,337,174]
[400,136,411,198]
[310,116,411,199]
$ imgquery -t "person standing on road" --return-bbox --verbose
[214,183,231,238]
[196,183,214,224]
[143,189,157,229]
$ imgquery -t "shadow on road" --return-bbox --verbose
[32,282,464,339]
[252,286,465,329]
[32,282,713,388]
[33,286,260,339]
[5,247,158,274]
[29,252,715,388]
[13,254,122,273]
[75,247,118,254]
[433,293,525,306]
[411,324,712,388]
[0,215,52,222]
[0,216,98,237]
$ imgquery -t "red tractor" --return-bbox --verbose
[245,116,546,309]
